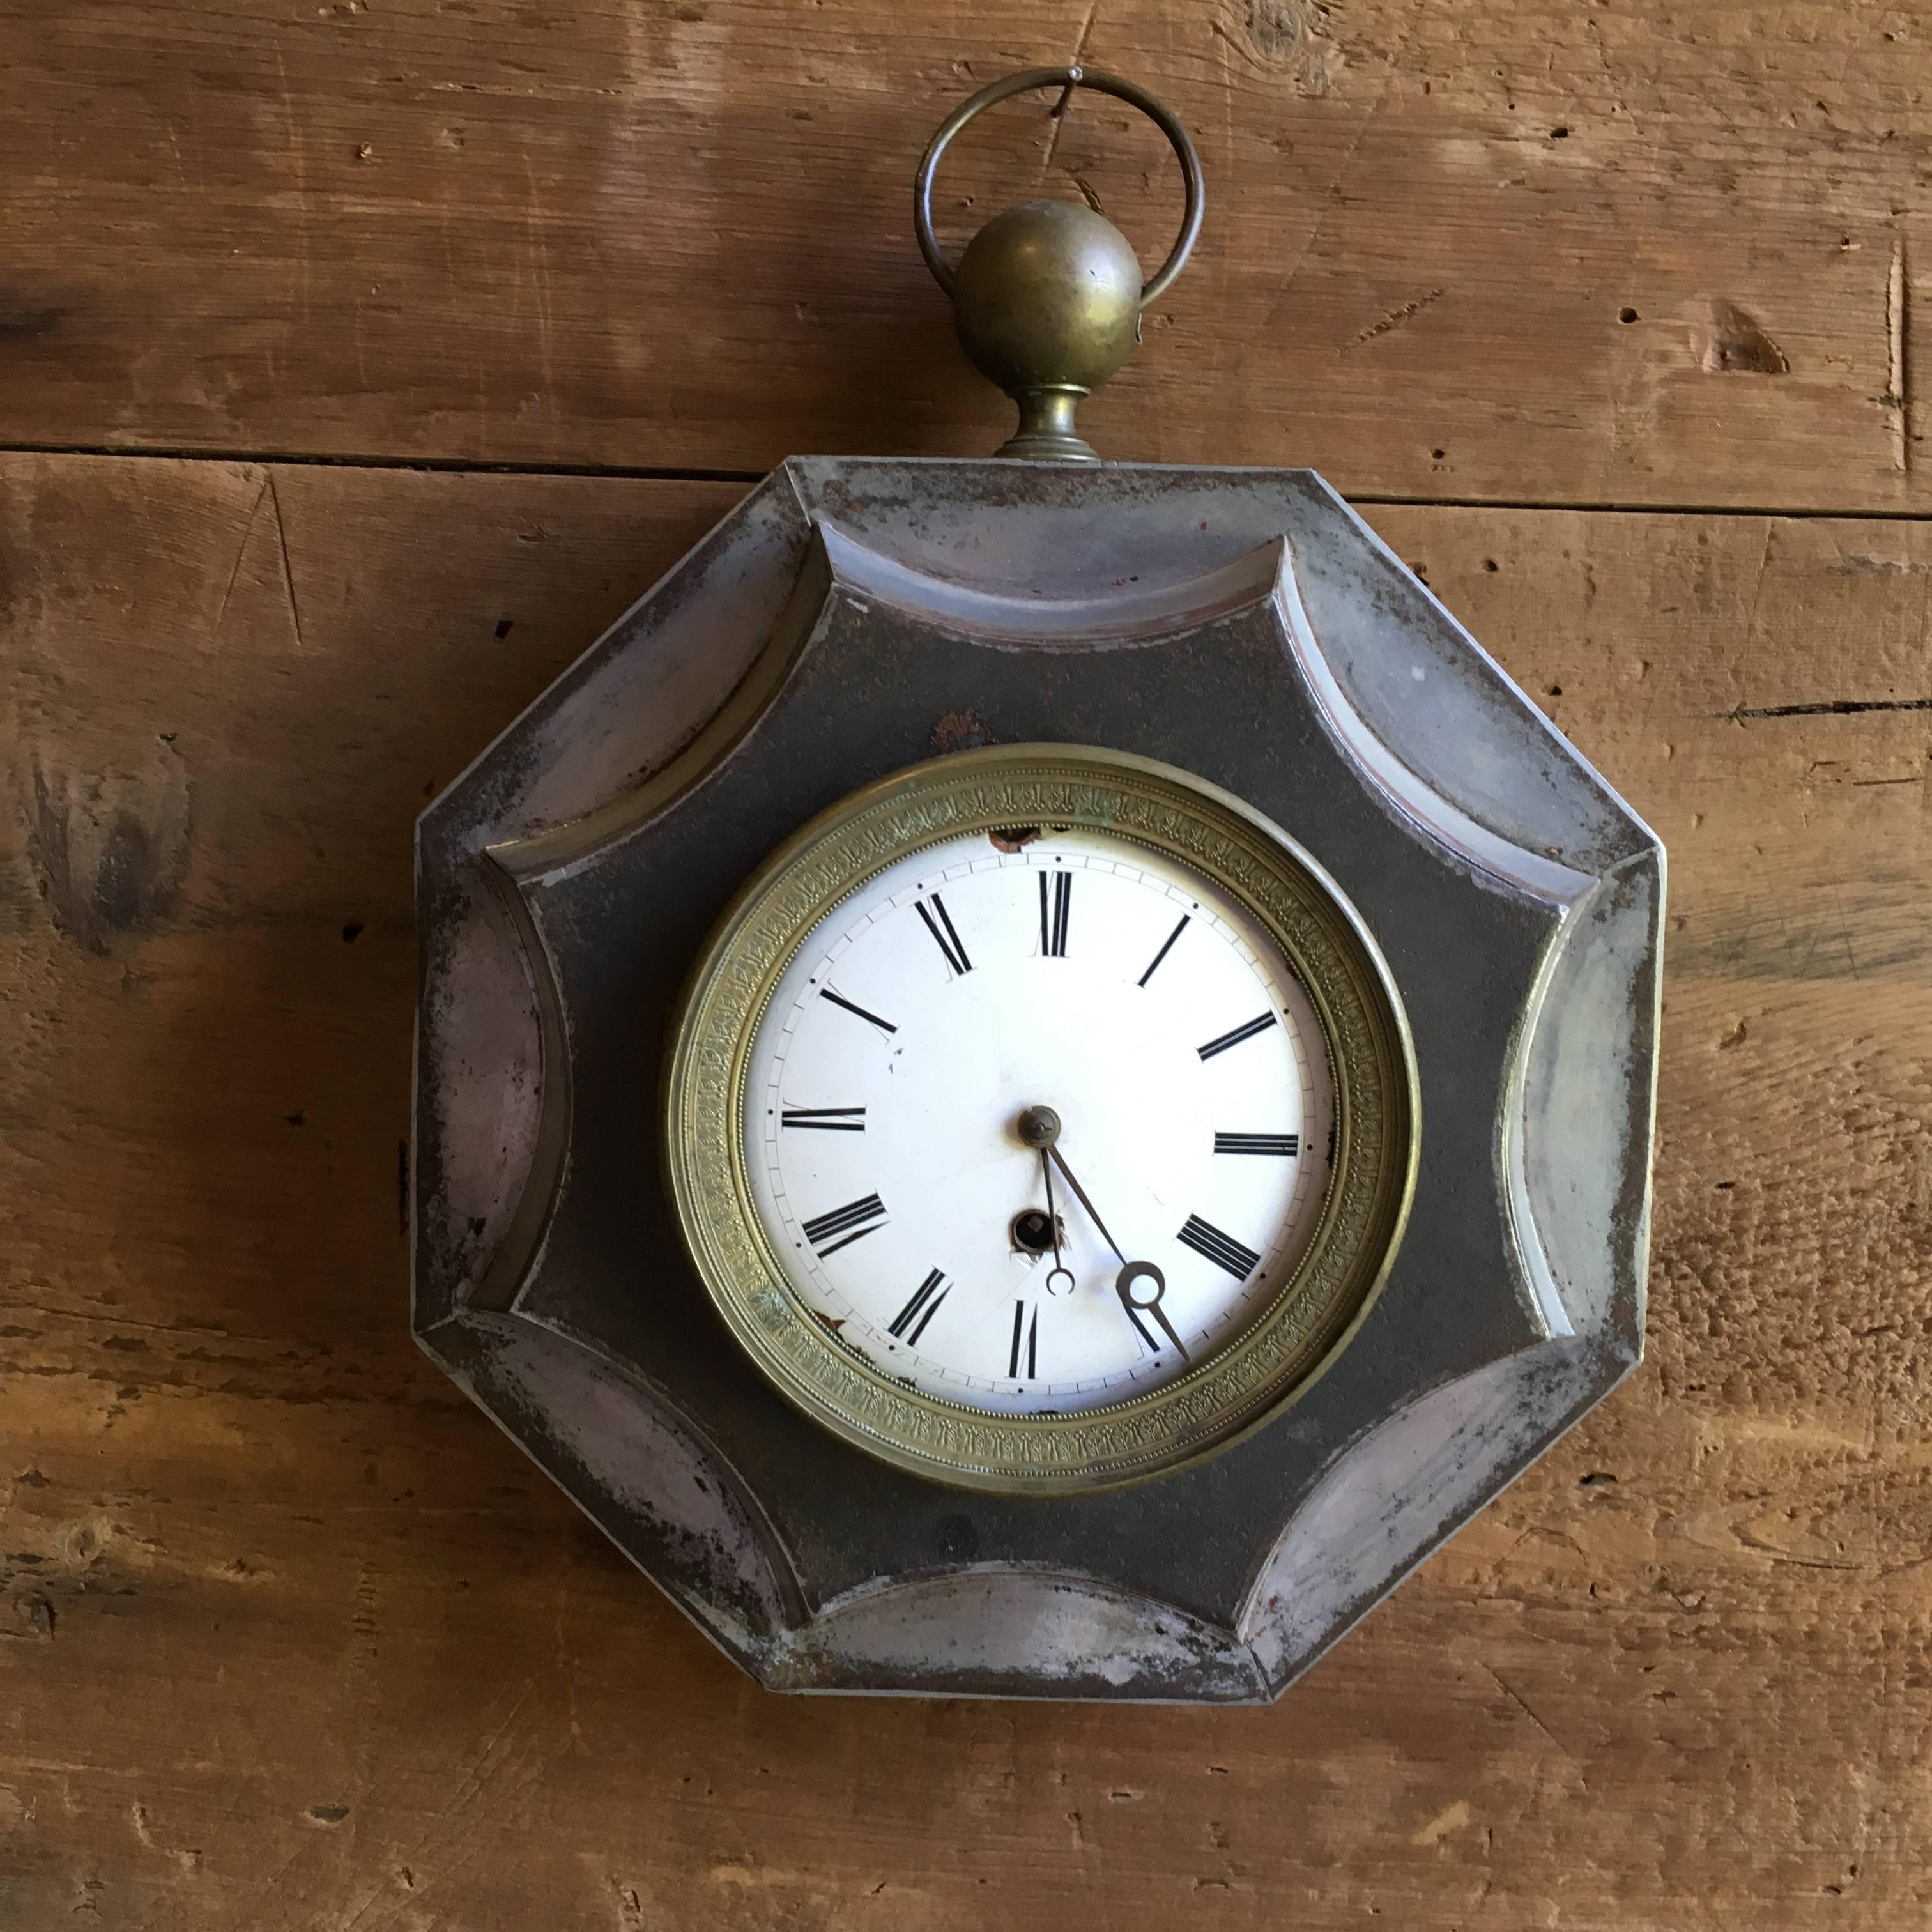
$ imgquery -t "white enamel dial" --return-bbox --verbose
[742,826,1337,1416]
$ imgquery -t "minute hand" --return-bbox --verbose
[1044,1146,1130,1266]
[1046,1146,1190,1362]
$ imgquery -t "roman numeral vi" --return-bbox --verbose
[1038,870,1071,958]
[1008,1300,1039,1379]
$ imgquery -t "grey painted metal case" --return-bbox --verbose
[411,458,1662,1702]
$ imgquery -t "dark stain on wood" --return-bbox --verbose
[0,286,65,340]
[26,765,190,953]
[1698,299,1790,374]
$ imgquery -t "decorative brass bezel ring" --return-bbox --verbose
[663,745,1420,1494]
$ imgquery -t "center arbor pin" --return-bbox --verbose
[413,67,1662,1701]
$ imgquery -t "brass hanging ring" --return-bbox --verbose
[913,66,1206,308]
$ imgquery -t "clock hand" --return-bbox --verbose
[1052,1151,1192,1361]
[1038,1149,1075,1296]
[1116,1259,1191,1363]
[1044,1144,1130,1269]
[1017,1107,1190,1363]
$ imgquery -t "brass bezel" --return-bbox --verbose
[663,745,1419,1494]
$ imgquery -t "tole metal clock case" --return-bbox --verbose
[411,68,1662,1702]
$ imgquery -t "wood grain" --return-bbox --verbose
[3,453,1928,1926]
[5,1,1932,507]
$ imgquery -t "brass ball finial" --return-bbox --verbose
[914,67,1204,463]
[951,201,1144,461]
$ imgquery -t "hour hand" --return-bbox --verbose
[1116,1261,1190,1362]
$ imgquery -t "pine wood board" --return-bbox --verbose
[5,1,1932,508]
[3,452,1929,1926]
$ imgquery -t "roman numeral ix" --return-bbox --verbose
[889,1269,951,1346]
[1039,870,1071,958]
[1198,1011,1278,1061]
[915,893,972,977]
[801,1193,887,1258]
[783,1107,866,1132]
[1215,1131,1299,1156]
[1177,1214,1261,1281]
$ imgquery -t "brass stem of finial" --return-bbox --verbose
[999,388,1095,463]
[914,67,1205,463]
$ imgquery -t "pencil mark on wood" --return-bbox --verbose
[1487,1665,1581,1766]
[268,473,305,648]
[212,476,272,637]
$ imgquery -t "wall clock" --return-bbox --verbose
[413,68,1663,1701]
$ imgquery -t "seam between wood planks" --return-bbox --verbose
[11,437,1932,525]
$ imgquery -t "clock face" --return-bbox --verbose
[742,829,1336,1414]
[666,746,1416,1492]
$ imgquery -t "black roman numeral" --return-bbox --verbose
[915,894,972,976]
[1197,1011,1278,1061]
[783,1107,866,1132]
[1177,1214,1261,1280]
[1008,1300,1039,1379]
[802,1193,887,1257]
[818,987,896,1035]
[1038,870,1071,958]
[889,1269,951,1346]
[1215,1131,1299,1156]
[1138,914,1189,988]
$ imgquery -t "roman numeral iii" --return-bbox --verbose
[802,1193,888,1257]
[889,1269,951,1346]
[1038,870,1071,958]
[1177,1214,1261,1280]
[1215,1131,1298,1156]
[915,893,972,976]
[1198,1011,1278,1061]
[783,1107,866,1132]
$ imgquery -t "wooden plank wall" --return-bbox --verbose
[3,4,1929,1927]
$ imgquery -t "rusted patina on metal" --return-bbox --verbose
[412,457,1661,1701]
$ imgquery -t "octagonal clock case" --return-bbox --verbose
[411,67,1663,1703]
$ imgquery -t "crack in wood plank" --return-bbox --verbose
[1888,228,1910,474]
[1724,696,1932,721]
